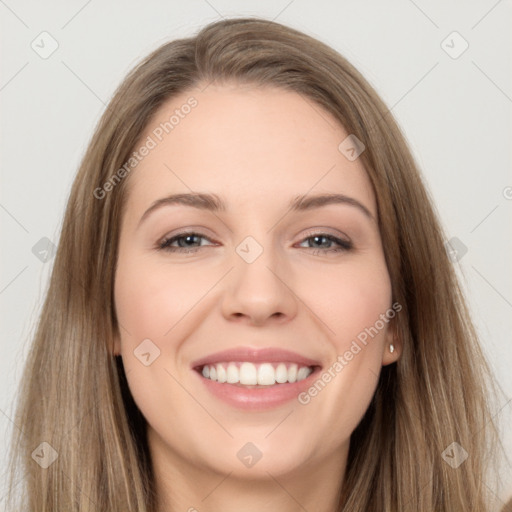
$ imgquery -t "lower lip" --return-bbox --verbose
[194,367,322,410]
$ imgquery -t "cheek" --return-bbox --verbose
[304,257,392,346]
[114,257,200,433]
[115,252,392,351]
[114,256,200,339]
[295,258,392,433]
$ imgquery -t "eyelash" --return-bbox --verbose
[158,231,352,255]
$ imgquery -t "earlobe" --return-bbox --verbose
[382,339,400,366]
[382,322,401,366]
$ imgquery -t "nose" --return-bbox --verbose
[220,243,298,327]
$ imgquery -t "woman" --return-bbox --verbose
[5,17,504,511]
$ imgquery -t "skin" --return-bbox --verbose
[113,83,401,512]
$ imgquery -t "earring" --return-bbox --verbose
[389,344,395,353]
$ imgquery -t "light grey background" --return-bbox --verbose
[1,0,511,508]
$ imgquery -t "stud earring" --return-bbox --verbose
[389,344,395,353]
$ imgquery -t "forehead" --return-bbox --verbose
[123,84,376,218]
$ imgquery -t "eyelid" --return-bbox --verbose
[158,226,217,242]
[299,227,351,242]
[158,230,217,249]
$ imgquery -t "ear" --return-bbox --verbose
[381,318,401,366]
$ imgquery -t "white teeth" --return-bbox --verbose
[275,363,288,383]
[239,362,257,385]
[257,363,275,385]
[297,366,310,381]
[288,364,298,383]
[200,361,313,385]
[226,363,239,383]
[216,364,227,383]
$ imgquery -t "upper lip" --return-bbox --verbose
[191,346,322,369]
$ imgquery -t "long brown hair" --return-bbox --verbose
[5,17,505,511]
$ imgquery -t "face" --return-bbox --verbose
[113,83,399,482]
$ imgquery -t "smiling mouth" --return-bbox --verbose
[195,361,320,387]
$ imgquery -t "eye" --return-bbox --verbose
[296,232,352,254]
[158,230,352,255]
[158,232,216,253]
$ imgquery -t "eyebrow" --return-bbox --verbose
[137,192,375,228]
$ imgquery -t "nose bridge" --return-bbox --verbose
[221,230,298,324]
[235,231,285,296]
